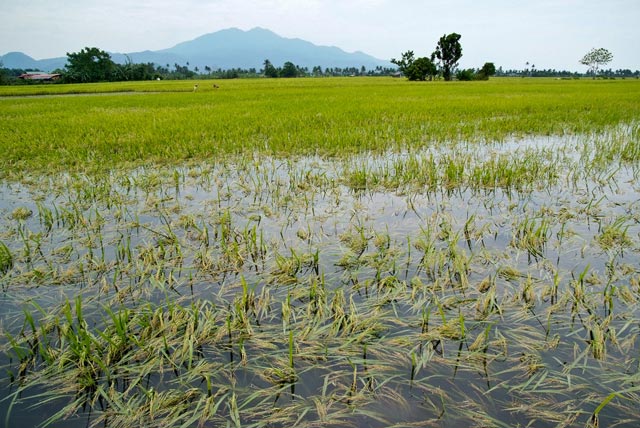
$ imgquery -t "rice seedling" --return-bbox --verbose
[596,216,633,250]
[0,240,12,277]
[512,215,551,259]
[1,77,640,427]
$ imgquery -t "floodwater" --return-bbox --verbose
[1,135,639,427]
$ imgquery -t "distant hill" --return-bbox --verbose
[0,51,67,71]
[1,28,392,72]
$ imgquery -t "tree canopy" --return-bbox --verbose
[480,62,496,78]
[392,33,464,81]
[280,61,298,78]
[432,33,463,81]
[391,51,437,81]
[65,47,117,83]
[406,57,437,81]
[580,48,613,76]
[455,63,497,81]
[390,51,415,76]
[263,59,278,78]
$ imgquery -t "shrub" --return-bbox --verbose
[456,69,476,81]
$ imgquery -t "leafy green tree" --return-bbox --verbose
[467,62,497,81]
[480,62,496,77]
[65,47,116,83]
[263,59,278,78]
[280,61,298,78]
[432,33,463,81]
[391,50,415,76]
[406,57,437,81]
[580,48,613,77]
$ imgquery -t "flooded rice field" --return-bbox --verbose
[1,130,639,427]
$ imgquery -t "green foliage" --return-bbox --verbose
[456,69,476,81]
[432,33,463,81]
[1,78,640,177]
[580,48,614,76]
[406,57,437,81]
[391,51,436,81]
[114,59,158,81]
[481,62,496,77]
[456,63,496,81]
[170,63,197,79]
[280,61,298,78]
[0,240,12,275]
[391,50,415,76]
[262,59,300,78]
[65,47,117,83]
[1,77,640,426]
[475,62,497,80]
[263,59,278,78]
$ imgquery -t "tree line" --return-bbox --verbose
[0,47,397,85]
[391,36,632,82]
[1,44,637,85]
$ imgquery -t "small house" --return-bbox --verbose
[18,72,62,81]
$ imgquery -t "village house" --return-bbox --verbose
[18,72,62,81]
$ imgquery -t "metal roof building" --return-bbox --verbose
[18,72,62,81]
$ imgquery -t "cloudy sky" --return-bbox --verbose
[1,0,638,71]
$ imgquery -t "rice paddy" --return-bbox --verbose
[1,77,640,427]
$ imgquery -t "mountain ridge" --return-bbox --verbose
[1,28,392,72]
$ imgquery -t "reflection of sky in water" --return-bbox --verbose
[1,150,638,309]
[1,138,639,427]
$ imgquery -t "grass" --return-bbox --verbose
[0,241,12,277]
[1,77,640,178]
[1,77,640,427]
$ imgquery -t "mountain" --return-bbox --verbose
[0,51,67,71]
[1,52,39,69]
[2,28,392,72]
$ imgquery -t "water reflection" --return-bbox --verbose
[1,136,639,427]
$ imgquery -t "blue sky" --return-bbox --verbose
[1,0,638,71]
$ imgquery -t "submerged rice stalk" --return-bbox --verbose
[0,240,12,277]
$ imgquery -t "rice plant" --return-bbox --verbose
[1,77,639,427]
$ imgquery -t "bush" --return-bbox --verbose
[456,69,475,81]
[406,57,437,81]
[480,62,496,77]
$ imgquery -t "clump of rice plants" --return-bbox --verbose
[1,77,640,428]
[0,241,12,276]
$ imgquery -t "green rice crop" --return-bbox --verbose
[1,77,639,178]
[1,77,640,427]
[0,241,12,276]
